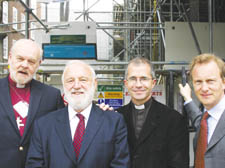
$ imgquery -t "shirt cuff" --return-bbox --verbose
[184,99,193,105]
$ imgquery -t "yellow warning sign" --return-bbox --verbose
[98,92,104,98]
[105,92,123,99]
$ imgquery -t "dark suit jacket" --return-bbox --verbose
[0,76,64,168]
[117,98,189,168]
[26,104,130,168]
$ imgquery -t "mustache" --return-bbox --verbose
[70,89,85,93]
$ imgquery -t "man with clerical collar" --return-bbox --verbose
[0,39,64,168]
[117,57,189,168]
[26,60,130,168]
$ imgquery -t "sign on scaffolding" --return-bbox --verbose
[97,85,123,109]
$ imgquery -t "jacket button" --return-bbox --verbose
[19,146,24,151]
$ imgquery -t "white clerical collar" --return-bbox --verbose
[134,104,145,110]
[68,103,92,122]
[16,83,25,88]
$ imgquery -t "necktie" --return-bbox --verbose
[73,113,85,159]
[195,111,209,168]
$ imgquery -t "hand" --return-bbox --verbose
[178,83,192,102]
[97,103,114,111]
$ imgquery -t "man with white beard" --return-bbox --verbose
[26,60,130,168]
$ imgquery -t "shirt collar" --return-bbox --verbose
[207,95,225,121]
[8,74,31,88]
[132,98,152,110]
[134,104,145,110]
[68,103,92,122]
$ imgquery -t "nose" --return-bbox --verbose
[201,82,209,91]
[21,60,29,68]
[135,78,142,87]
[72,80,81,89]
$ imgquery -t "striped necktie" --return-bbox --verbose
[73,113,85,159]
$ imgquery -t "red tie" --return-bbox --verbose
[195,111,209,168]
[73,113,85,159]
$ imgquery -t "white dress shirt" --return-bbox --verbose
[206,95,225,143]
[68,103,92,139]
[184,95,225,143]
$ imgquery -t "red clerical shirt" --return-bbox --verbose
[8,76,31,137]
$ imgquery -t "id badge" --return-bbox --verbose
[13,101,29,118]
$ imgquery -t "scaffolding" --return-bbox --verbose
[0,0,220,62]
[0,0,223,109]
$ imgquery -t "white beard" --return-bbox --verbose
[10,70,32,85]
[64,83,95,111]
[9,67,36,85]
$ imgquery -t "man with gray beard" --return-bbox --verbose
[26,60,130,168]
[0,39,64,168]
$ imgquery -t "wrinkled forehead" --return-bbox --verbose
[192,61,219,74]
[64,63,93,79]
[12,40,41,60]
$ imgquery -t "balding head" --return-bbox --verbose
[8,39,42,86]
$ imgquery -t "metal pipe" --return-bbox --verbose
[74,11,152,14]
[181,3,202,54]
[0,20,43,27]
[45,2,48,22]
[19,0,49,33]
[97,26,163,29]
[156,10,166,48]
[96,22,162,24]
[75,0,100,21]
[170,0,173,21]
[83,0,85,21]
[209,0,213,53]
[87,16,126,52]
[0,61,189,67]
[25,0,30,38]
[168,71,174,108]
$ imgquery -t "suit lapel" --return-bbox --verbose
[207,109,225,151]
[55,107,77,166]
[0,77,20,136]
[21,80,42,142]
[78,104,104,162]
[123,103,137,146]
[136,100,159,146]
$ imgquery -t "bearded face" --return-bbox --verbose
[8,39,41,85]
[64,82,95,111]
[62,62,97,112]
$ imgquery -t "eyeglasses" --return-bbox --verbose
[127,76,152,85]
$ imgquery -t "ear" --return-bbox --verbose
[151,79,157,88]
[94,79,98,90]
[8,52,12,63]
[124,79,128,88]
[222,78,225,91]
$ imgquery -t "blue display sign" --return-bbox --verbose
[42,43,97,59]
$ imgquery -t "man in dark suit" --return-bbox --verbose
[26,60,130,168]
[117,57,189,168]
[179,53,225,168]
[0,39,65,168]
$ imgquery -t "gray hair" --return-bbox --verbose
[10,39,43,60]
[61,60,96,83]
